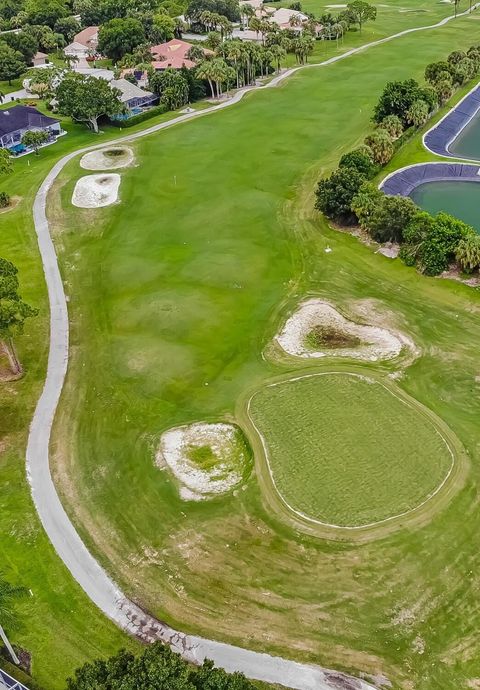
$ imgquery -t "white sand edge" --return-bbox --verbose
[157,422,246,501]
[72,174,121,209]
[80,147,134,171]
[275,299,413,362]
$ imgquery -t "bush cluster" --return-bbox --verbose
[67,642,257,690]
[315,43,480,276]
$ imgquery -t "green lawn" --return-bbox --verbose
[247,373,455,527]
[39,12,480,690]
[2,9,480,690]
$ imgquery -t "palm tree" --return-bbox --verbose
[0,575,27,664]
[456,236,480,272]
[269,43,286,73]
[242,4,255,26]
[224,40,243,88]
[249,16,263,40]
[196,59,215,97]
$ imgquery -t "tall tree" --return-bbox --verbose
[0,44,25,85]
[345,0,376,33]
[24,0,69,27]
[54,16,81,42]
[98,18,145,61]
[56,73,124,133]
[0,259,38,375]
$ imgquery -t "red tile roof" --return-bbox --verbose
[150,39,211,69]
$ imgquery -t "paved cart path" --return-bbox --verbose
[26,6,477,689]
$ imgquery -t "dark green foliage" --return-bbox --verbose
[1,30,38,62]
[338,147,376,177]
[110,103,168,127]
[54,16,81,42]
[98,18,146,61]
[366,195,417,243]
[24,0,69,27]
[0,191,10,208]
[315,167,365,223]
[186,0,240,23]
[181,66,206,102]
[67,642,257,690]
[424,60,452,84]
[401,211,475,275]
[0,43,25,84]
[373,78,435,125]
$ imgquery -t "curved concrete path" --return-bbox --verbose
[26,6,478,689]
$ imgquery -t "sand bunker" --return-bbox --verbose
[157,422,250,501]
[72,174,120,208]
[275,299,411,362]
[80,147,134,171]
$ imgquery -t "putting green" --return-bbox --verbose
[248,373,454,527]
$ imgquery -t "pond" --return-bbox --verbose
[449,110,480,160]
[409,180,480,233]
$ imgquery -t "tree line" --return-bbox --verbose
[315,43,480,276]
[67,642,258,690]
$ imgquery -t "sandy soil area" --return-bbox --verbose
[80,147,134,171]
[157,422,247,501]
[72,174,120,208]
[275,299,411,362]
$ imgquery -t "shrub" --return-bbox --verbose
[0,191,10,208]
[455,235,480,272]
[402,211,475,275]
[373,78,435,125]
[425,60,452,84]
[452,57,476,85]
[351,181,384,228]
[406,99,429,127]
[364,194,417,243]
[435,79,454,104]
[315,167,366,223]
[364,129,394,164]
[110,104,167,127]
[378,114,403,139]
[338,146,375,177]
[447,50,467,66]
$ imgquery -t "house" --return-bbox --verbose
[269,7,309,29]
[119,68,149,89]
[73,26,99,51]
[0,105,63,154]
[110,79,157,112]
[150,39,212,70]
[32,51,48,67]
[65,26,99,64]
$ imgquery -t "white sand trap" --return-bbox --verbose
[275,299,411,362]
[72,174,120,208]
[157,422,249,501]
[80,147,134,171]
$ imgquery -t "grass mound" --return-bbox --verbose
[249,373,453,527]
